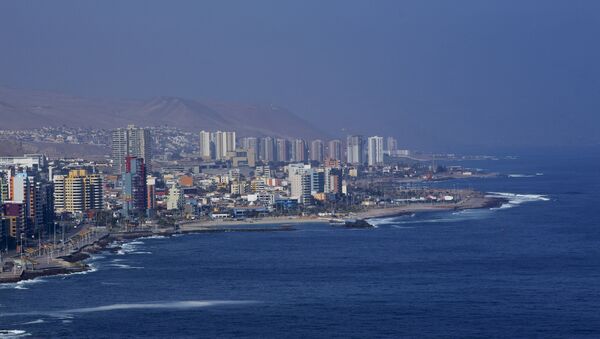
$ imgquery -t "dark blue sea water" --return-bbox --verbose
[1,149,599,338]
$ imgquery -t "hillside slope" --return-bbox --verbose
[0,87,325,139]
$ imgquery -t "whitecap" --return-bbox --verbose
[63,300,257,314]
[0,300,257,318]
[508,174,535,178]
[109,264,143,270]
[487,192,550,210]
[0,329,31,338]
[139,235,168,240]
[0,279,45,290]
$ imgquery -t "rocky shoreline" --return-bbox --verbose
[0,197,507,285]
[0,226,297,284]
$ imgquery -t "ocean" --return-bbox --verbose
[1,149,599,338]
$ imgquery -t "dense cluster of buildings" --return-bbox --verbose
[0,124,414,254]
[103,127,411,222]
[196,131,402,166]
[0,155,54,252]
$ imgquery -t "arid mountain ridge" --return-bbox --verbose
[0,86,324,139]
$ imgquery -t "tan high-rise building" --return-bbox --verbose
[53,169,103,213]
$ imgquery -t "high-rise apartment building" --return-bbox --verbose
[213,131,236,161]
[346,135,364,164]
[310,140,324,163]
[112,125,152,174]
[2,202,24,249]
[368,136,384,166]
[241,137,259,151]
[199,130,213,160]
[8,171,53,238]
[288,163,313,205]
[260,137,275,163]
[53,169,103,214]
[225,131,236,155]
[146,175,157,217]
[327,139,342,160]
[386,137,398,154]
[122,156,147,218]
[291,139,307,162]
[275,139,289,162]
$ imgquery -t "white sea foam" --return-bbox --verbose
[0,279,45,290]
[0,330,30,338]
[109,263,143,269]
[139,235,167,240]
[487,192,550,210]
[69,263,98,276]
[117,242,143,255]
[1,300,257,319]
[508,174,536,178]
[63,300,257,314]
[369,208,493,226]
[21,319,44,325]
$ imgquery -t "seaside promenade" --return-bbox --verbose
[0,226,108,283]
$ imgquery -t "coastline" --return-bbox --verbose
[0,196,506,285]
[355,195,506,220]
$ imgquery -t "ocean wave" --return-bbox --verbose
[69,263,98,276]
[486,192,550,210]
[139,235,168,240]
[0,279,45,290]
[508,174,536,178]
[1,300,257,319]
[63,300,257,314]
[368,209,492,226]
[117,242,144,255]
[109,264,143,270]
[0,330,30,338]
[21,319,44,325]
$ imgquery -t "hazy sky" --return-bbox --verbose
[1,1,599,150]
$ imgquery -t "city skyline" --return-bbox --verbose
[0,2,598,338]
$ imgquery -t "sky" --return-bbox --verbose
[1,1,599,150]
